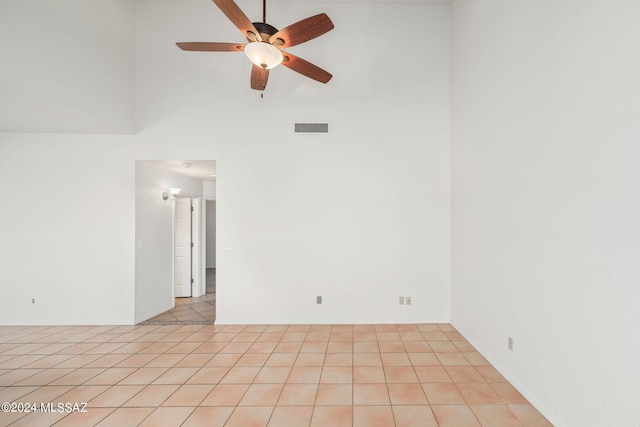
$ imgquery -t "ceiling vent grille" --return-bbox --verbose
[295,123,329,133]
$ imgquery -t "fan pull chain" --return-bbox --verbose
[263,0,266,23]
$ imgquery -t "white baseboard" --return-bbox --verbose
[452,322,563,427]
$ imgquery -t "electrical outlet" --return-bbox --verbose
[508,337,513,351]
[316,296,322,304]
[32,298,35,304]
[399,296,405,305]
[406,296,412,305]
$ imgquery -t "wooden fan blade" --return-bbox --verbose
[251,65,269,90]
[269,13,334,48]
[176,42,245,52]
[212,0,262,41]
[281,52,332,84]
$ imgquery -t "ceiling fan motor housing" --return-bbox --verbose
[249,22,280,44]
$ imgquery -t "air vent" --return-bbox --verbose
[295,123,329,133]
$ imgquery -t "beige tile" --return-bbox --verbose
[489,382,529,404]
[320,366,352,383]
[7,410,68,427]
[378,342,405,353]
[435,352,471,366]
[381,352,412,366]
[403,342,433,353]
[327,341,353,353]
[225,406,274,427]
[162,384,215,406]
[470,405,521,427]
[444,366,485,383]
[324,353,353,366]
[118,367,169,385]
[277,383,318,405]
[353,342,380,353]
[53,408,115,427]
[181,406,234,427]
[295,353,325,367]
[201,384,250,406]
[414,366,451,382]
[508,404,554,426]
[123,384,180,406]
[265,353,297,367]
[392,405,438,427]
[431,404,482,427]
[0,385,40,402]
[287,366,322,383]
[254,366,291,383]
[186,366,230,384]
[457,382,503,404]
[383,366,419,383]
[310,405,352,427]
[138,407,195,427]
[475,365,507,382]
[408,352,441,366]
[153,367,199,384]
[207,353,243,367]
[94,407,154,427]
[50,368,106,385]
[13,368,73,386]
[422,382,466,404]
[268,406,314,427]
[219,366,261,384]
[353,366,386,383]
[239,383,283,406]
[236,353,270,367]
[316,384,352,405]
[387,383,428,405]
[0,323,544,427]
[353,383,390,405]
[90,385,146,407]
[353,405,395,427]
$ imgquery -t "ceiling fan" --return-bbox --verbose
[176,0,334,91]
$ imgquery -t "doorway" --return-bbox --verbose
[135,160,216,325]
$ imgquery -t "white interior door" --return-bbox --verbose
[174,197,192,297]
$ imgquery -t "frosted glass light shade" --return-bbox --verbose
[244,42,283,70]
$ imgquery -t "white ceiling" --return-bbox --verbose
[150,160,217,182]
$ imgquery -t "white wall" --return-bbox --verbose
[134,161,204,323]
[450,1,640,425]
[0,133,135,324]
[0,0,135,134]
[0,2,451,326]
[135,1,451,324]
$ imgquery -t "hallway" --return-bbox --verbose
[141,269,216,325]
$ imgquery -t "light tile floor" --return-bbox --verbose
[142,295,216,324]
[142,268,216,325]
[0,324,552,426]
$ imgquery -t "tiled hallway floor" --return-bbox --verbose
[141,294,216,324]
[142,268,216,325]
[0,324,552,426]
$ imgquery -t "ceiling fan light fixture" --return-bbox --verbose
[244,41,283,69]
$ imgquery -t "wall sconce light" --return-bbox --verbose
[162,188,181,201]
